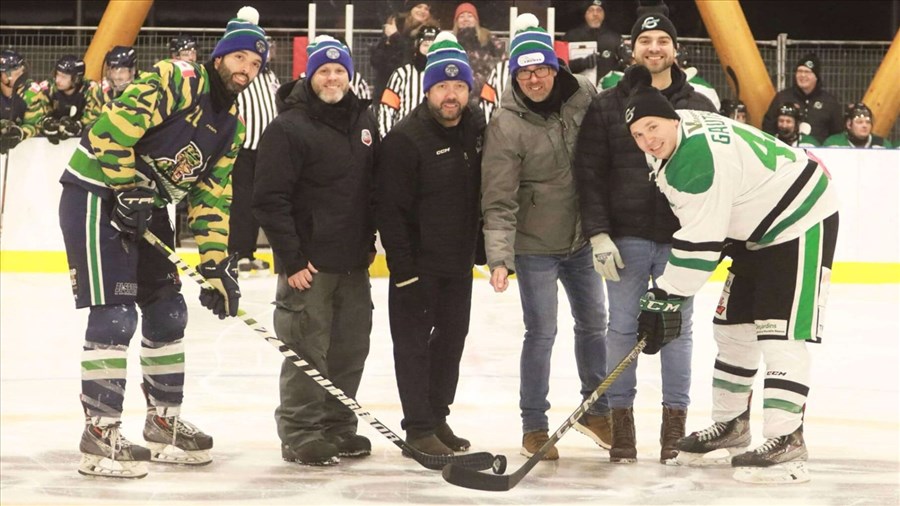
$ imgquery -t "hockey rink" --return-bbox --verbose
[1,271,898,505]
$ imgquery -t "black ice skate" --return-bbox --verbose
[78,422,151,479]
[732,426,809,484]
[675,406,751,466]
[143,414,213,465]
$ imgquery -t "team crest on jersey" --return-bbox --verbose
[172,60,195,78]
[361,129,373,146]
[156,142,204,183]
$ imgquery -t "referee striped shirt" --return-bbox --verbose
[237,68,280,151]
[480,59,510,123]
[377,64,425,139]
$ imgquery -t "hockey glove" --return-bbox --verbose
[40,117,61,145]
[569,53,598,73]
[198,254,241,319]
[590,233,625,281]
[0,121,24,154]
[637,288,685,355]
[58,116,83,140]
[110,187,156,242]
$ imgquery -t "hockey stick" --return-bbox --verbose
[442,338,648,491]
[143,230,507,473]
[0,152,9,234]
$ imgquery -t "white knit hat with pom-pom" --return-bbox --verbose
[508,13,558,75]
[211,6,269,65]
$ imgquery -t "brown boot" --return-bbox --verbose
[521,430,559,460]
[574,413,613,449]
[660,406,687,463]
[609,407,637,463]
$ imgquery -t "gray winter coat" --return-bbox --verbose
[481,69,597,272]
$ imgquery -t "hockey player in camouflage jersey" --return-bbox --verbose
[0,49,47,153]
[33,55,98,145]
[58,7,269,479]
[624,65,838,484]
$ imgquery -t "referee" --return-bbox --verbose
[230,35,280,276]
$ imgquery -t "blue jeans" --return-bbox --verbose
[515,245,609,433]
[605,237,694,410]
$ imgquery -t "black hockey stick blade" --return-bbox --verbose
[442,339,647,491]
[143,231,506,473]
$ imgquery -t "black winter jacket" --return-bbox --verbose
[252,79,377,275]
[376,102,485,280]
[762,83,843,144]
[572,65,717,243]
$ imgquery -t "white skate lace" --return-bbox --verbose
[164,416,199,446]
[696,421,728,442]
[752,435,785,454]
[101,423,129,461]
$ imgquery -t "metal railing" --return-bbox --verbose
[1,25,895,139]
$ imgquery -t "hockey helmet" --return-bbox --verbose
[721,99,748,119]
[776,102,801,120]
[169,35,197,54]
[844,102,872,122]
[416,25,439,48]
[615,40,633,71]
[55,55,86,79]
[0,49,25,73]
[105,46,137,69]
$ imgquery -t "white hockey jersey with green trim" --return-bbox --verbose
[649,110,839,297]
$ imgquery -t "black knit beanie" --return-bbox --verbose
[623,65,679,128]
[631,13,677,46]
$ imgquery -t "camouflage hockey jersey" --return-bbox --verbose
[82,71,152,127]
[36,79,98,127]
[61,60,244,264]
[648,110,839,297]
[0,78,47,139]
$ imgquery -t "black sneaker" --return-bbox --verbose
[282,440,339,466]
[329,433,371,458]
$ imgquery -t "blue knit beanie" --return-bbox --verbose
[508,14,559,76]
[306,35,354,80]
[211,6,269,67]
[423,32,473,92]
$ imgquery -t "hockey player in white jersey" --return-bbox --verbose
[623,65,839,484]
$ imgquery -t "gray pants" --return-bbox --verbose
[273,268,372,449]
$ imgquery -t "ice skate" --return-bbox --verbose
[143,413,213,465]
[78,422,151,479]
[675,407,751,466]
[238,257,271,278]
[732,426,810,484]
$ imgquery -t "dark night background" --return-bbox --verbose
[1,0,898,41]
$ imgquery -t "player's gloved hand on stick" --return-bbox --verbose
[0,121,24,154]
[58,116,82,140]
[110,187,155,241]
[198,254,241,319]
[40,117,61,145]
[590,233,624,281]
[637,288,685,355]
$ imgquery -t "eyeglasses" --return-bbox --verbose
[515,66,553,81]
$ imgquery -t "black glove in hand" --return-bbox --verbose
[570,53,598,73]
[110,187,155,241]
[40,117,61,145]
[198,254,241,319]
[58,116,82,139]
[0,121,24,154]
[637,288,685,355]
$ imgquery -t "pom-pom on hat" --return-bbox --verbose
[623,65,679,129]
[508,13,559,76]
[211,6,269,67]
[630,12,677,47]
[423,31,473,92]
[306,35,354,79]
